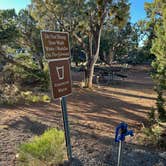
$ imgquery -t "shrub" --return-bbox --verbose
[0,83,21,105]
[0,87,51,105]
[17,128,66,166]
[2,53,50,91]
[141,123,165,148]
[21,91,51,103]
[155,87,166,122]
[148,107,156,125]
[42,95,51,103]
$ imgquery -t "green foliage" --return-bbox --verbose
[0,84,21,105]
[141,123,165,148]
[0,9,19,68]
[0,85,51,105]
[17,128,66,166]
[110,0,130,29]
[71,46,86,66]
[17,9,43,70]
[148,107,156,125]
[3,53,50,91]
[155,87,166,121]
[40,62,50,91]
[142,1,166,146]
[21,91,51,103]
[22,91,40,103]
[0,8,44,81]
[145,0,166,122]
[0,52,50,105]
[30,0,130,88]
[13,53,38,82]
[99,22,146,64]
[0,9,18,45]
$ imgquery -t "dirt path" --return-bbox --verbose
[0,65,166,166]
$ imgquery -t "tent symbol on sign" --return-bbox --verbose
[56,66,64,80]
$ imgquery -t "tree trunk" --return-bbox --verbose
[38,58,44,71]
[85,28,102,88]
[75,61,78,67]
[85,59,95,88]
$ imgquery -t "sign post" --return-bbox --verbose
[41,31,72,161]
[60,97,72,160]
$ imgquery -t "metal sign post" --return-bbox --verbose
[115,122,134,166]
[60,97,72,160]
[117,140,122,166]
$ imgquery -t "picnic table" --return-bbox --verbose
[94,66,128,85]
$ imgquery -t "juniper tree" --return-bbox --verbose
[145,0,166,121]
[0,9,18,57]
[30,0,130,88]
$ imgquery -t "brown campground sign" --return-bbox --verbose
[41,31,72,99]
[48,59,72,99]
[41,31,70,60]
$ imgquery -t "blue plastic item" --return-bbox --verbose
[115,122,134,142]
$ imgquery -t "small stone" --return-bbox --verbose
[0,125,9,130]
[159,152,166,160]
[15,153,19,158]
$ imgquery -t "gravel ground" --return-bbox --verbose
[0,128,32,166]
[70,131,166,166]
[0,120,165,166]
[0,66,165,166]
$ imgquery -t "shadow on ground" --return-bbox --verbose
[7,116,48,135]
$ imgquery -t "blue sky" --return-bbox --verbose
[0,0,153,23]
[130,0,153,23]
[0,0,31,12]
